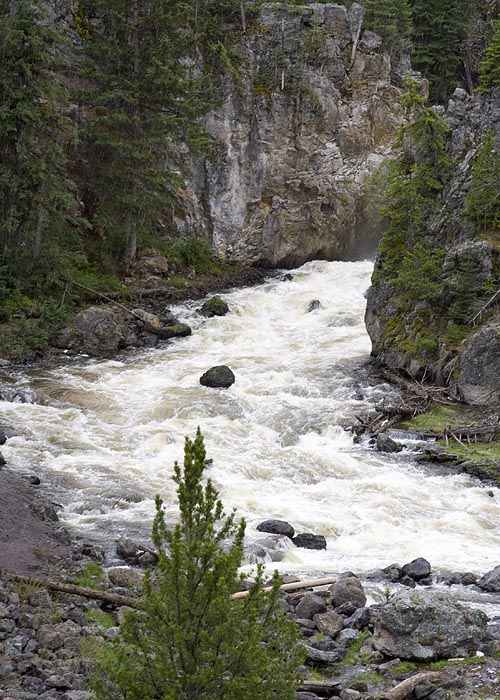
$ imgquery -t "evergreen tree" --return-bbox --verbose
[0,0,80,296]
[465,128,500,230]
[410,0,473,103]
[81,0,238,261]
[92,429,304,700]
[362,0,413,51]
[478,20,500,93]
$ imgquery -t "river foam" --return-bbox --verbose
[2,260,500,575]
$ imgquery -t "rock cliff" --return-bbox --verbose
[175,3,408,267]
[365,89,500,406]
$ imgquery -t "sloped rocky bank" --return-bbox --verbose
[2,478,500,700]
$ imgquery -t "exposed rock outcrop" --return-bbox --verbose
[176,3,408,266]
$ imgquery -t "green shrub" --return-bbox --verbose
[91,430,304,700]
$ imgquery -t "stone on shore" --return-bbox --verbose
[477,565,500,592]
[329,574,367,609]
[372,589,490,660]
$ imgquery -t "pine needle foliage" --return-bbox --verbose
[91,429,304,700]
[362,0,412,51]
[478,20,500,93]
[465,128,500,231]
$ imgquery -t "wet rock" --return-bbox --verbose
[307,300,322,313]
[200,365,235,389]
[376,434,402,453]
[372,589,490,660]
[156,323,192,340]
[0,452,5,467]
[281,274,293,282]
[55,306,139,356]
[295,593,327,619]
[199,296,229,317]
[477,565,500,592]
[382,563,402,582]
[459,572,478,586]
[132,309,163,334]
[329,575,367,609]
[400,575,417,588]
[292,533,326,550]
[116,538,140,562]
[401,558,432,582]
[256,519,294,538]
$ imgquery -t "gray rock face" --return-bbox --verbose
[455,324,500,405]
[175,3,407,266]
[372,590,490,660]
[199,365,235,389]
[401,557,432,582]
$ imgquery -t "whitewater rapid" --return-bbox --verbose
[2,260,500,576]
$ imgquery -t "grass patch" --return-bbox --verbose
[85,609,116,630]
[75,562,106,589]
[341,632,370,665]
[437,439,500,464]
[429,655,487,670]
[387,661,419,674]
[400,406,468,432]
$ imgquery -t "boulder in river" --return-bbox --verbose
[306,300,322,313]
[199,296,229,317]
[401,557,432,582]
[256,519,295,538]
[372,589,490,660]
[376,434,402,453]
[199,365,235,389]
[156,323,192,340]
[292,533,327,550]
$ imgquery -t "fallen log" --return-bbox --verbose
[382,672,443,700]
[4,572,337,605]
[3,573,142,608]
[298,679,340,696]
[229,576,337,600]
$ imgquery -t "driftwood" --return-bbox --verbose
[5,572,336,606]
[4,573,142,609]
[382,672,443,700]
[68,280,146,324]
[229,576,337,600]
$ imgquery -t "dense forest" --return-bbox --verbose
[0,0,499,359]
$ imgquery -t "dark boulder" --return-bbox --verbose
[455,323,500,406]
[372,589,490,660]
[401,557,431,581]
[256,519,295,538]
[281,274,294,282]
[199,365,235,389]
[307,300,322,313]
[292,533,326,550]
[199,296,229,317]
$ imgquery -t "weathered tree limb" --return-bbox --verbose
[229,576,337,599]
[382,672,443,700]
[5,573,337,606]
[298,679,340,695]
[3,573,143,608]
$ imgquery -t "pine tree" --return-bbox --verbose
[465,128,500,230]
[0,0,80,295]
[410,0,473,103]
[478,20,500,93]
[81,0,238,261]
[362,0,412,50]
[92,429,304,700]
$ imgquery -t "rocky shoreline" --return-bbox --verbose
[2,476,500,700]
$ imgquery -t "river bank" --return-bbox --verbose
[2,476,500,700]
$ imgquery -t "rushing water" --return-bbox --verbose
[2,260,500,577]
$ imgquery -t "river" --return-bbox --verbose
[2,260,500,578]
